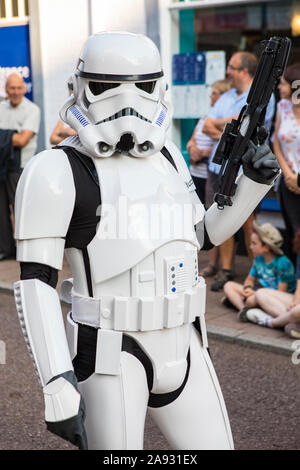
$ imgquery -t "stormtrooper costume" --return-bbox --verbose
[14,32,279,450]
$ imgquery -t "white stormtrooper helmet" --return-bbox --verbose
[60,31,171,158]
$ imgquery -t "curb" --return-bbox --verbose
[0,282,15,295]
[206,324,296,356]
[1,281,296,356]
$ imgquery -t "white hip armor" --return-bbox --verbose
[67,278,206,332]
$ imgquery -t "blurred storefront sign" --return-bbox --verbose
[0,1,31,101]
[0,24,32,101]
[172,51,225,118]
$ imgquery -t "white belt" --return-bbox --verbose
[62,279,206,333]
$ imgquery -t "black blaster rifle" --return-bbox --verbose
[212,37,291,209]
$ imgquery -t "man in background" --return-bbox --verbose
[0,73,40,261]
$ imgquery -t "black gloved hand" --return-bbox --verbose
[242,132,280,185]
[45,370,88,450]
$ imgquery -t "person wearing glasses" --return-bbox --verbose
[202,52,275,291]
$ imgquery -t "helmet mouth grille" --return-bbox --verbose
[96,108,151,125]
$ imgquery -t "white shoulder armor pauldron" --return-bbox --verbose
[15,149,76,240]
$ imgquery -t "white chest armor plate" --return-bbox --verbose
[65,152,206,332]
[88,152,199,283]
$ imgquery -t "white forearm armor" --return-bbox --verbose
[14,278,82,423]
[203,172,271,246]
[14,279,73,386]
[14,150,83,425]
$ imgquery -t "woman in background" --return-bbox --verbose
[273,63,300,265]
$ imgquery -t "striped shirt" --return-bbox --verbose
[189,118,214,179]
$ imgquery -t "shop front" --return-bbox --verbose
[160,0,300,211]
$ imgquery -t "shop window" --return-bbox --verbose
[11,0,18,17]
[192,1,300,64]
[0,0,6,18]
[0,0,29,21]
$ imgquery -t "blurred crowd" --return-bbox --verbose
[187,51,300,339]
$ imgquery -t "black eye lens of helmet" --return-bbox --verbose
[135,81,156,94]
[89,81,121,95]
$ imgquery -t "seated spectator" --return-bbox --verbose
[187,79,230,278]
[243,229,300,338]
[222,221,296,321]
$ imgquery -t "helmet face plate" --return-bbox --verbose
[83,81,160,123]
[60,32,170,158]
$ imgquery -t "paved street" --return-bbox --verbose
[0,291,299,451]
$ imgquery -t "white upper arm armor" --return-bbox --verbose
[15,149,76,269]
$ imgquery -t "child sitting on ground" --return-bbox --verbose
[241,229,300,336]
[222,221,296,321]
